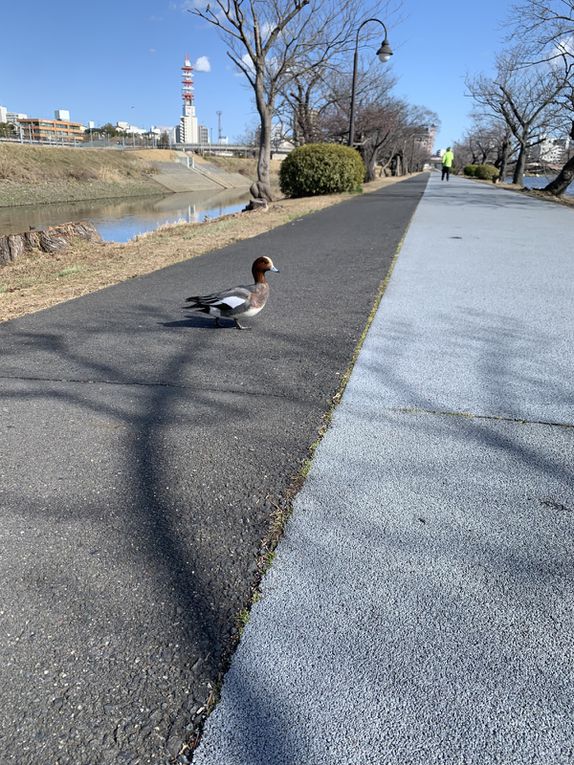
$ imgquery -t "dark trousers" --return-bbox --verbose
[441,165,450,181]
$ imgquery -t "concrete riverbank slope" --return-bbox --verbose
[0,144,253,206]
[150,159,250,193]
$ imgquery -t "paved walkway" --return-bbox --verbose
[193,174,574,764]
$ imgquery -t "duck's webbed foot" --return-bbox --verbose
[234,319,251,331]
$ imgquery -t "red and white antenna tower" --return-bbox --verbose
[181,54,194,108]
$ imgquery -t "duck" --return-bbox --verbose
[184,256,279,330]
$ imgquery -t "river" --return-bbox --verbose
[0,187,252,242]
[512,175,573,195]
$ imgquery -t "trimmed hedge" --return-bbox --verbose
[279,143,365,198]
[464,163,499,181]
[474,164,499,181]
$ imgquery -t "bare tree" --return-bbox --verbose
[466,46,568,185]
[454,115,515,178]
[316,70,436,181]
[509,0,574,194]
[0,123,17,139]
[357,102,436,179]
[348,94,403,179]
[278,68,342,145]
[189,0,310,203]
[544,92,574,194]
[511,0,574,55]
[233,123,260,147]
[189,0,396,202]
[400,107,439,173]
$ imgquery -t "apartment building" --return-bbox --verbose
[17,117,85,143]
[535,135,570,164]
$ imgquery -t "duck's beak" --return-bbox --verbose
[270,265,280,273]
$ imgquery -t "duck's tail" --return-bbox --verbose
[184,295,214,314]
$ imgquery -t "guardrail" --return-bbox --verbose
[0,137,292,156]
[0,136,149,149]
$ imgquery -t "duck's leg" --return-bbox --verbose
[214,317,223,328]
[234,319,251,331]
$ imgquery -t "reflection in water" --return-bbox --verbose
[0,188,252,242]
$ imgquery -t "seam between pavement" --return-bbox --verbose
[390,405,574,430]
[0,373,299,400]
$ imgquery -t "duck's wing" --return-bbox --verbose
[185,284,254,315]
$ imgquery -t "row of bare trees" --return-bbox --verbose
[189,0,437,201]
[279,66,438,180]
[460,0,574,194]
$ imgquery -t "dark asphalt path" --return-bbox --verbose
[0,175,427,765]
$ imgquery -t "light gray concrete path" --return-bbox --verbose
[192,174,574,765]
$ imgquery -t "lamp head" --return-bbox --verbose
[377,39,393,62]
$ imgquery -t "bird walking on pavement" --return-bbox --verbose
[184,256,279,330]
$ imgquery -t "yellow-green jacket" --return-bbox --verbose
[442,150,454,168]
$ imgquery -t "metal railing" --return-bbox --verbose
[0,136,293,157]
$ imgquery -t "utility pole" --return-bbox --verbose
[217,111,222,144]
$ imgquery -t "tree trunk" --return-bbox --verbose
[364,153,377,182]
[496,136,510,183]
[251,77,274,203]
[544,121,574,196]
[379,157,393,177]
[0,222,101,267]
[358,142,377,182]
[295,100,315,145]
[512,142,527,185]
[543,154,574,195]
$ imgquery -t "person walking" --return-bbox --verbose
[441,147,454,181]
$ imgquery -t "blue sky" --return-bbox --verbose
[1,0,514,150]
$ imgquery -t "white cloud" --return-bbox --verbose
[194,56,211,72]
[548,35,574,72]
[241,53,255,73]
[555,35,574,57]
[149,48,157,55]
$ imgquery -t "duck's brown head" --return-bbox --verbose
[252,256,280,283]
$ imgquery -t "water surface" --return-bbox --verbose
[509,175,573,195]
[0,188,252,242]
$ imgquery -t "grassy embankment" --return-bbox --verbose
[0,143,172,206]
[0,142,414,323]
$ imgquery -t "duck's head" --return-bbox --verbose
[252,256,280,282]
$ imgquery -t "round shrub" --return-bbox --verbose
[463,164,478,177]
[474,163,500,181]
[279,143,365,198]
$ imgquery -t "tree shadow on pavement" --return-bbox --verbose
[0,307,355,764]
[0,173,427,764]
[353,308,574,487]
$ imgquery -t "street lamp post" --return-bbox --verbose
[348,18,393,147]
